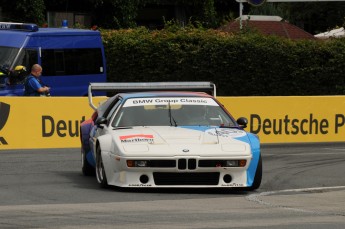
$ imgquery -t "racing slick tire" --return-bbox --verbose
[81,147,95,176]
[246,155,262,191]
[95,146,109,188]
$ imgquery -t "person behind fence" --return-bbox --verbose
[24,64,50,96]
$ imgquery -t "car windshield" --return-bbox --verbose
[111,97,236,127]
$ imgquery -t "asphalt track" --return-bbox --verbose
[0,143,344,228]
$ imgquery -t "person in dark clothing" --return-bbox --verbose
[24,64,50,96]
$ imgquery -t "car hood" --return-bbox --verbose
[110,126,252,157]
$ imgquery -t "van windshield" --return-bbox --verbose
[0,46,19,72]
[0,46,37,74]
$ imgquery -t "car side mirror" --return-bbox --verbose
[236,117,248,129]
[95,117,107,128]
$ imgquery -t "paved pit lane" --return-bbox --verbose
[0,143,344,228]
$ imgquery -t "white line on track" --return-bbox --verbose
[265,152,345,156]
[323,148,345,151]
[246,186,345,214]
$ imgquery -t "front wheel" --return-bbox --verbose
[95,146,109,188]
[246,155,262,191]
[81,147,95,176]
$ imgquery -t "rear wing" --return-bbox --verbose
[88,82,216,110]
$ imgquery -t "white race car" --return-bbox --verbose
[80,82,262,190]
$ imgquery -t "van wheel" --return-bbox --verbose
[95,146,108,188]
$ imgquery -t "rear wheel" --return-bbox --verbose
[95,146,108,188]
[81,147,95,176]
[246,155,262,191]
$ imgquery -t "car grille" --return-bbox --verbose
[178,158,197,170]
[149,159,230,169]
[153,172,220,185]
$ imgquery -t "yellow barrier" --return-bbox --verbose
[0,96,344,149]
[218,96,345,144]
[0,97,106,150]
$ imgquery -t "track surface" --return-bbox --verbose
[0,143,345,228]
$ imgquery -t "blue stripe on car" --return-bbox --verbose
[86,151,96,167]
[242,133,260,186]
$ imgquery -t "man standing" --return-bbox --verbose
[24,64,50,96]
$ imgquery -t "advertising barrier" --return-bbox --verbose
[0,97,106,150]
[219,96,345,144]
[0,96,344,149]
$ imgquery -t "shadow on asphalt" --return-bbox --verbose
[58,171,254,195]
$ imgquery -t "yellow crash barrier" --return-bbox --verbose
[218,96,345,144]
[0,96,345,149]
[0,97,106,150]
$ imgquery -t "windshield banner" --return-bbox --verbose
[123,97,218,107]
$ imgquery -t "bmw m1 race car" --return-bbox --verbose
[80,82,262,190]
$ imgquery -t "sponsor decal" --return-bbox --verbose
[0,23,11,29]
[128,184,152,187]
[124,97,218,107]
[206,129,246,138]
[221,183,244,187]
[42,115,86,137]
[249,113,345,135]
[0,102,10,145]
[120,134,154,143]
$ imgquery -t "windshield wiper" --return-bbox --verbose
[168,101,177,127]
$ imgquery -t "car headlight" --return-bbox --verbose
[225,160,246,167]
[127,160,149,167]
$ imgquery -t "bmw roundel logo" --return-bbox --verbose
[182,149,189,153]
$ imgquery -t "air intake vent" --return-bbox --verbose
[153,172,220,185]
[188,159,196,170]
[178,159,187,170]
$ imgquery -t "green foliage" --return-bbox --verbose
[93,0,229,29]
[249,2,345,34]
[1,0,46,25]
[101,27,345,96]
[93,0,150,29]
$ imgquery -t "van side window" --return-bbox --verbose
[41,48,103,76]
[17,49,38,70]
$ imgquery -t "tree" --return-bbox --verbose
[287,2,345,34]
[249,2,345,34]
[92,0,148,29]
[1,0,45,25]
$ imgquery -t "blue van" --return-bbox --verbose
[0,22,107,96]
